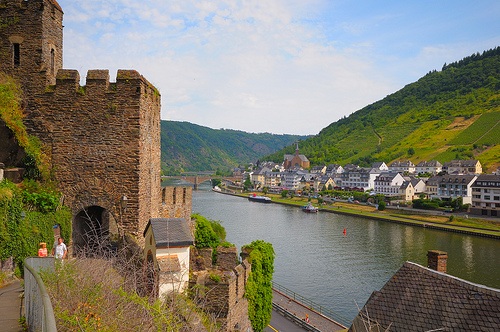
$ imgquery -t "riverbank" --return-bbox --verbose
[218,191,500,239]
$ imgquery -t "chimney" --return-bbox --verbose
[427,250,447,273]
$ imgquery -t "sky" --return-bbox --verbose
[57,0,500,135]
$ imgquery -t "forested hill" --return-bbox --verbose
[160,121,309,174]
[265,47,500,172]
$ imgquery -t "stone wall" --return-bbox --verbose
[30,69,162,237]
[190,247,252,331]
[161,186,193,222]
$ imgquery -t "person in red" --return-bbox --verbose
[38,242,47,257]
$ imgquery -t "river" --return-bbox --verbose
[186,183,500,323]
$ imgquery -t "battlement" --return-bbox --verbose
[46,69,160,102]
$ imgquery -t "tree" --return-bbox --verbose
[243,175,252,191]
[262,187,269,195]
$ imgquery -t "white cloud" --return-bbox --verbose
[58,0,500,134]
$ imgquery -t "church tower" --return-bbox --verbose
[0,0,63,96]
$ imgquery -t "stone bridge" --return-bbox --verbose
[162,174,240,189]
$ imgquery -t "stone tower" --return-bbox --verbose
[0,0,163,252]
[0,0,63,97]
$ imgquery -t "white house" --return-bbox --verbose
[389,160,416,174]
[443,160,482,175]
[416,160,443,175]
[374,172,406,196]
[470,174,500,218]
[143,218,194,297]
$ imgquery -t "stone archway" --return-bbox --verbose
[73,205,111,257]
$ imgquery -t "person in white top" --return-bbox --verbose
[52,237,67,259]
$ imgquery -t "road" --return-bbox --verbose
[265,309,309,332]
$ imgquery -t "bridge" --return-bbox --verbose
[162,173,241,189]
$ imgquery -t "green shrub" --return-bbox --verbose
[243,240,275,332]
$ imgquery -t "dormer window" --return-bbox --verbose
[13,43,20,67]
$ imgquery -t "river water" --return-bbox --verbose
[187,184,500,323]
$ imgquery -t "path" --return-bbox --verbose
[0,280,24,332]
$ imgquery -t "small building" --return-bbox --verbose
[388,160,416,174]
[310,165,327,175]
[415,160,442,175]
[442,159,482,175]
[143,218,194,297]
[399,181,414,202]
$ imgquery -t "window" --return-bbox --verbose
[13,43,20,67]
[484,196,491,200]
[50,48,55,73]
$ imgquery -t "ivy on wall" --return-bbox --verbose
[243,240,275,332]
[0,72,49,180]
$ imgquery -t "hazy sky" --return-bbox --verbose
[57,0,500,135]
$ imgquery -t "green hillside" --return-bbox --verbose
[160,121,309,174]
[265,47,500,172]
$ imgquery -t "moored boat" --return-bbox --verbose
[248,194,272,203]
[302,202,319,213]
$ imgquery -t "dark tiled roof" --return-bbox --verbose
[350,262,500,332]
[144,218,193,247]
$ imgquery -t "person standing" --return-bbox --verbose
[52,237,67,259]
[38,242,47,257]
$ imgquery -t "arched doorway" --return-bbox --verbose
[73,205,110,257]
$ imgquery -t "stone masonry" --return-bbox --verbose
[190,246,252,332]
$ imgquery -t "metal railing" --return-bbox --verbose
[24,257,57,332]
[272,281,351,327]
[273,302,323,332]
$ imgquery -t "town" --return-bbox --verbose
[232,144,499,218]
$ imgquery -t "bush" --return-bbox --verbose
[193,216,218,249]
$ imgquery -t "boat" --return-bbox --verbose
[302,202,319,213]
[248,194,272,203]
